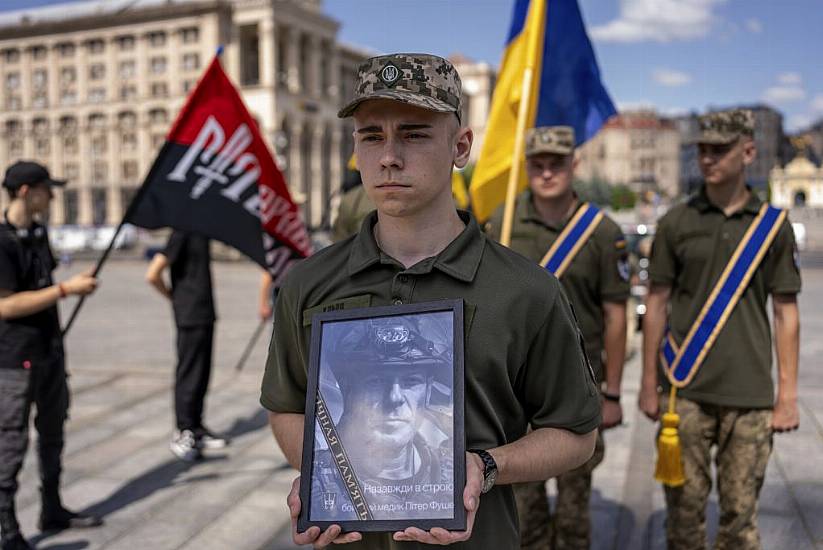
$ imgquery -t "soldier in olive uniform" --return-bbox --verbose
[640,109,801,550]
[261,53,601,549]
[485,126,629,550]
[333,179,375,243]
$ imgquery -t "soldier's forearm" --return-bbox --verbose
[642,287,670,388]
[489,427,596,485]
[602,301,628,393]
[269,411,305,469]
[773,295,800,402]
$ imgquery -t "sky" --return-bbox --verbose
[4,0,823,132]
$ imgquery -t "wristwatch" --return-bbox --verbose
[468,449,498,494]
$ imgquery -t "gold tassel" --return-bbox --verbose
[654,386,686,487]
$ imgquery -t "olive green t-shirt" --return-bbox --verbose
[649,186,801,408]
[261,210,601,549]
[485,191,630,381]
[333,185,375,242]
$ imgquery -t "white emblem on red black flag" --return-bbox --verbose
[127,54,311,285]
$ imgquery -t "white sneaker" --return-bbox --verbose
[194,427,230,450]
[170,429,200,462]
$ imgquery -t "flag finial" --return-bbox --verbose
[216,45,224,57]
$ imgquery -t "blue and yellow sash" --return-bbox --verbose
[539,202,604,278]
[660,203,786,387]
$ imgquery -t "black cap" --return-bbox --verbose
[2,161,66,190]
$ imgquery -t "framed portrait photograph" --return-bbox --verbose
[297,299,466,534]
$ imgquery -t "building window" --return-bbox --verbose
[149,108,168,125]
[122,160,139,182]
[63,189,79,225]
[5,96,21,110]
[92,188,107,225]
[182,53,200,72]
[276,33,288,88]
[56,42,75,58]
[115,35,135,51]
[239,24,260,86]
[64,162,79,181]
[150,56,166,75]
[35,138,50,156]
[150,82,168,98]
[8,140,23,158]
[31,45,47,60]
[183,79,196,93]
[87,39,105,54]
[60,89,77,105]
[147,31,166,47]
[121,132,137,151]
[63,136,78,154]
[92,162,107,184]
[33,92,48,108]
[88,113,106,130]
[121,187,139,210]
[92,135,107,155]
[1,48,20,63]
[89,63,105,80]
[60,66,76,84]
[120,85,137,100]
[119,60,136,79]
[4,72,20,90]
[88,87,106,103]
[32,68,47,88]
[181,27,199,44]
[118,111,137,129]
[151,133,165,150]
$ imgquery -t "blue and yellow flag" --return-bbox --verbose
[470,0,616,222]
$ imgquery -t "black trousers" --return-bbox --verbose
[174,324,214,431]
[0,359,68,536]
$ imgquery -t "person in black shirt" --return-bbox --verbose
[145,230,229,462]
[0,161,102,550]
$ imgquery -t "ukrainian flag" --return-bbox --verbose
[470,0,616,222]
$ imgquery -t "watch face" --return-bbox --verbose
[482,465,497,493]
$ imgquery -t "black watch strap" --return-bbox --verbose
[468,449,498,494]
[602,391,621,403]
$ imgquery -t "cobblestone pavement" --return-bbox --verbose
[13,260,822,549]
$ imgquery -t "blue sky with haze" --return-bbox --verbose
[5,0,822,131]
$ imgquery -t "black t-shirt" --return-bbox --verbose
[0,221,62,369]
[163,230,215,327]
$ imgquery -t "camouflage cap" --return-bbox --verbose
[337,53,462,121]
[525,126,575,157]
[697,109,754,144]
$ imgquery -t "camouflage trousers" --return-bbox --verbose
[662,396,773,550]
[514,431,605,550]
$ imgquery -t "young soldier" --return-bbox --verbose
[640,109,801,550]
[261,53,601,549]
[0,161,102,550]
[486,126,629,550]
[145,230,229,462]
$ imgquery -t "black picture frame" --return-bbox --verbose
[297,299,466,534]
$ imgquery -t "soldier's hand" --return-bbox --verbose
[259,301,273,320]
[287,476,362,548]
[638,382,660,421]
[393,452,483,545]
[63,270,98,296]
[772,398,800,433]
[601,399,623,429]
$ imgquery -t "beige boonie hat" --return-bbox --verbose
[697,109,754,144]
[337,53,462,121]
[525,126,575,157]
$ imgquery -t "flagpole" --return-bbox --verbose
[500,0,547,247]
[61,142,175,337]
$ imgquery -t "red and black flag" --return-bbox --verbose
[127,54,311,285]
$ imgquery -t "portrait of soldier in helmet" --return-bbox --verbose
[308,309,456,523]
